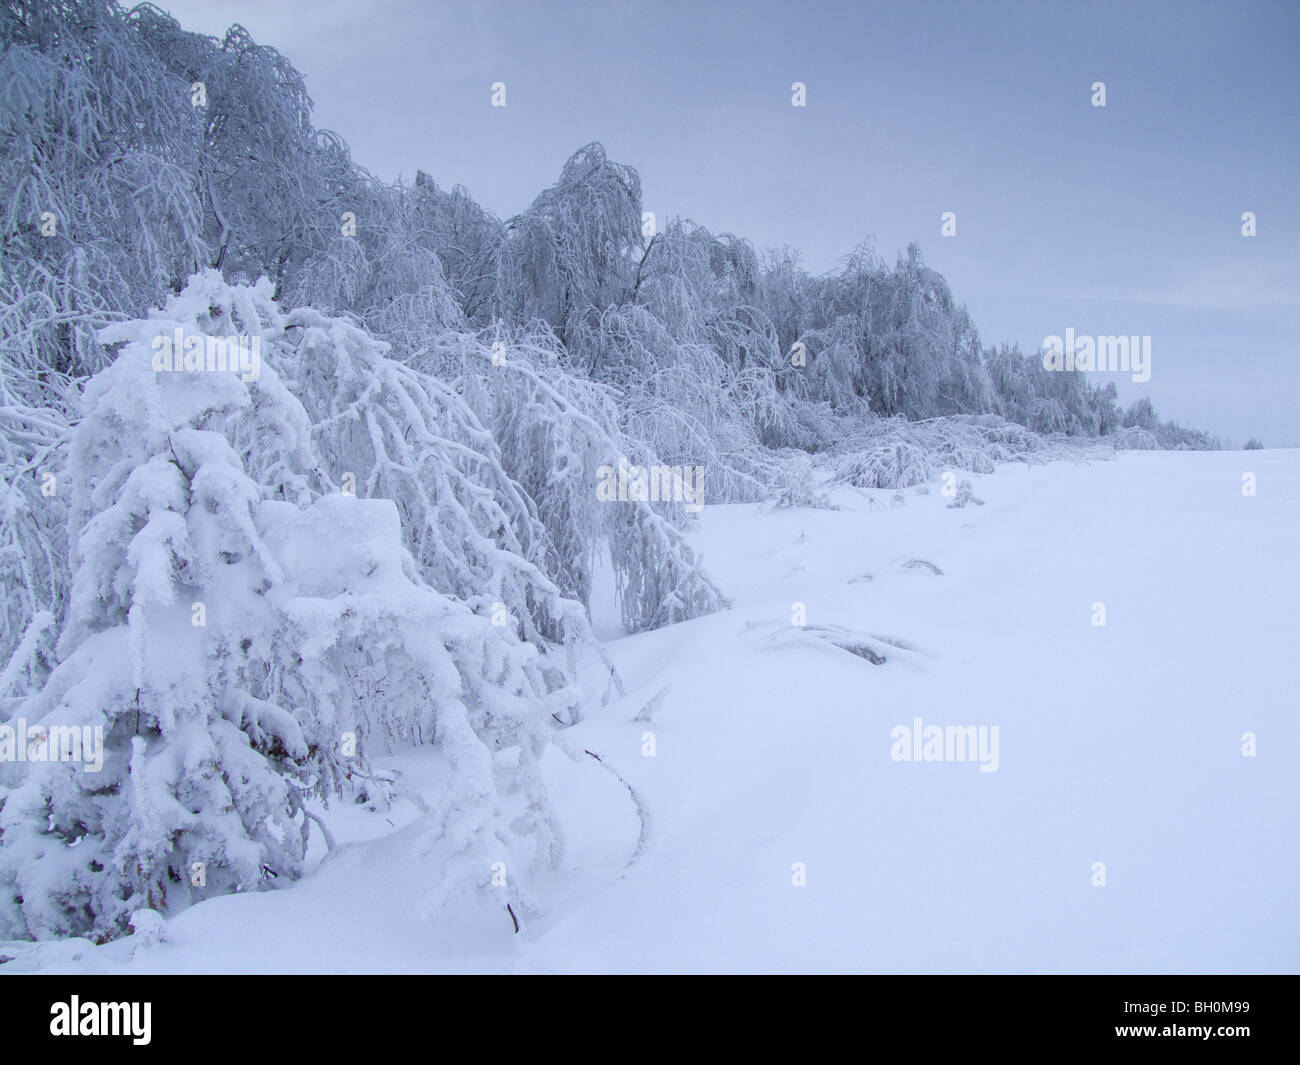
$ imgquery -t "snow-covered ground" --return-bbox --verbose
[5,449,1297,974]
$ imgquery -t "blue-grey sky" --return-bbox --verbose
[161,0,1299,445]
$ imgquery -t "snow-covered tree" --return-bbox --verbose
[0,274,588,941]
[408,172,505,326]
[416,326,731,634]
[497,143,643,345]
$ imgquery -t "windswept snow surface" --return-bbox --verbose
[5,450,1297,974]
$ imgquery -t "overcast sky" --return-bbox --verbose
[159,0,1299,445]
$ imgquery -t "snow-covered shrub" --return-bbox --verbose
[280,162,466,353]
[418,328,618,609]
[570,301,801,504]
[833,415,1057,490]
[835,440,934,489]
[946,479,985,508]
[415,327,731,634]
[0,3,206,396]
[0,274,584,941]
[1112,426,1160,450]
[275,305,592,667]
[607,500,730,633]
[1153,422,1221,451]
[770,452,834,509]
[0,390,68,698]
[1,277,320,940]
